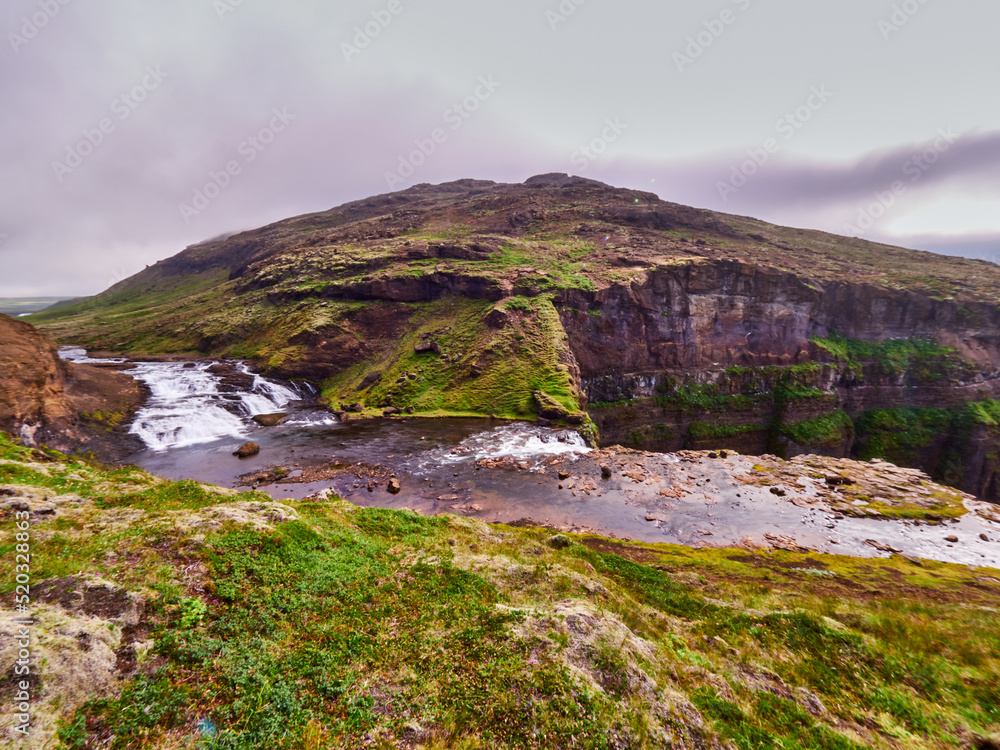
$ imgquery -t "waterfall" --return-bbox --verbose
[59,349,308,451]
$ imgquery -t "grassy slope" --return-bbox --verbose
[321,295,581,419]
[1,432,998,749]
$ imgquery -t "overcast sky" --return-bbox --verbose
[2,0,998,297]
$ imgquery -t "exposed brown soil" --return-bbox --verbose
[34,577,135,620]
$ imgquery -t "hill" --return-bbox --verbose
[28,174,1000,496]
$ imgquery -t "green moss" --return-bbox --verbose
[502,296,534,313]
[866,489,967,520]
[960,399,1000,429]
[78,409,128,430]
[655,384,763,412]
[855,407,954,464]
[780,411,853,448]
[811,335,977,385]
[688,422,765,440]
[588,399,638,410]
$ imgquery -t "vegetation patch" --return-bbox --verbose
[320,295,582,420]
[855,407,953,465]
[812,335,977,386]
[780,411,853,448]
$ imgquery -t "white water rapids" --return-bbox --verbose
[60,348,306,451]
[57,348,590,459]
[129,362,302,450]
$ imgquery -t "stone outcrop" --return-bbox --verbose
[234,441,261,458]
[556,261,1000,375]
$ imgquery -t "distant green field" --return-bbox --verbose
[0,296,79,315]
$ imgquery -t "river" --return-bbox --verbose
[60,348,1000,568]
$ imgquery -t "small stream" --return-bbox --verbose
[60,348,1000,568]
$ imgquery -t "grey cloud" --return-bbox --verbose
[2,0,999,296]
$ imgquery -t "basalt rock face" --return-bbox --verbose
[0,314,143,459]
[27,175,1000,495]
[557,262,1000,375]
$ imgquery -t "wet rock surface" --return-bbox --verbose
[233,441,260,457]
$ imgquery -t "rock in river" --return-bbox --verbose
[234,441,260,458]
[252,413,287,427]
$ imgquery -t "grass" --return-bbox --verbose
[0,430,998,748]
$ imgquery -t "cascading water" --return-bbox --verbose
[434,422,591,467]
[59,349,308,451]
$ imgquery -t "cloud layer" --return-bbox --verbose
[1,0,998,296]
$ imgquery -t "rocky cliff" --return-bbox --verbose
[0,314,143,458]
[28,174,1000,495]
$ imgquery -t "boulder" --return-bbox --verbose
[252,413,287,427]
[234,442,260,458]
[387,477,401,494]
[414,341,442,356]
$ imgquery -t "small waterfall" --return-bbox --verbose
[240,364,302,415]
[58,348,309,451]
[130,362,307,450]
